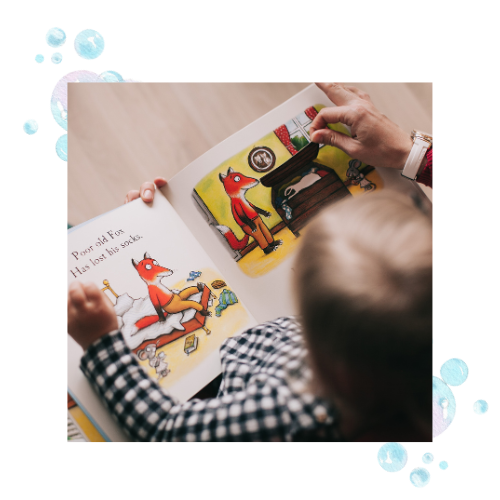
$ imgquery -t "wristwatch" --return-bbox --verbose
[401,130,432,181]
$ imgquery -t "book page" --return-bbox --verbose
[68,191,255,441]
[165,84,427,323]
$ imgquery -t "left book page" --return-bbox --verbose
[68,191,255,442]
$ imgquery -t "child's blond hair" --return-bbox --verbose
[295,190,432,430]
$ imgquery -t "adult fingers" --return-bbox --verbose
[310,129,359,158]
[344,86,372,103]
[140,181,156,203]
[125,190,140,204]
[309,106,356,137]
[315,83,355,106]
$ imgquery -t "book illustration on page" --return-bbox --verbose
[103,262,244,383]
[193,105,383,278]
[68,194,252,407]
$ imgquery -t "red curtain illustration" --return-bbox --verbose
[274,108,319,155]
[304,106,318,121]
[274,124,298,155]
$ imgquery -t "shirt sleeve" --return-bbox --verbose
[417,148,432,188]
[80,330,333,441]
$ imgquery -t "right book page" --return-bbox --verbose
[165,84,428,324]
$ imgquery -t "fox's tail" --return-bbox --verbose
[134,315,161,332]
[215,225,249,250]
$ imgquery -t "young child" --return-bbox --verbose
[68,83,433,441]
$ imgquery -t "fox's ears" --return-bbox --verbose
[219,167,234,182]
[132,252,151,267]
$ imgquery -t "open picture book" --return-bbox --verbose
[68,84,429,441]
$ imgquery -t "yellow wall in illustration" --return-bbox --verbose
[193,105,380,279]
[194,104,369,240]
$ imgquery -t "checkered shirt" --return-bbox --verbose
[80,316,340,441]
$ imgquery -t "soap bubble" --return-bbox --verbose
[377,442,408,472]
[51,70,102,130]
[410,468,430,487]
[440,358,468,386]
[35,54,44,63]
[433,376,456,437]
[23,120,38,135]
[99,71,124,82]
[439,461,448,470]
[46,27,66,47]
[74,29,105,59]
[56,134,67,161]
[51,52,62,64]
[473,400,488,414]
[422,453,433,464]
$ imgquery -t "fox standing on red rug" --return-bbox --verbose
[217,167,282,255]
[132,253,211,331]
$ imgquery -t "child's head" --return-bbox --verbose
[295,190,432,439]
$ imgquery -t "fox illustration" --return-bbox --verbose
[216,167,282,255]
[132,253,211,332]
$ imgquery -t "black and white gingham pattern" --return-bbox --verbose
[80,317,339,441]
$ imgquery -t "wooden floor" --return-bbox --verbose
[68,83,432,225]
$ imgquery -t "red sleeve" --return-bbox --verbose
[417,148,432,188]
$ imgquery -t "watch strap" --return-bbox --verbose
[401,136,429,181]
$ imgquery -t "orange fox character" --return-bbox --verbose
[132,253,211,332]
[216,167,282,255]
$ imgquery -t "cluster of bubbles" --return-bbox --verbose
[376,356,489,489]
[433,358,469,437]
[35,28,66,65]
[28,27,127,158]
[50,70,124,131]
[433,358,488,435]
[35,28,106,67]
[49,69,125,160]
[377,442,450,489]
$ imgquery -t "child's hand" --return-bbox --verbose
[124,177,167,204]
[68,281,118,351]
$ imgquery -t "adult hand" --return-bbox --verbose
[124,177,167,204]
[68,281,119,351]
[309,83,413,169]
